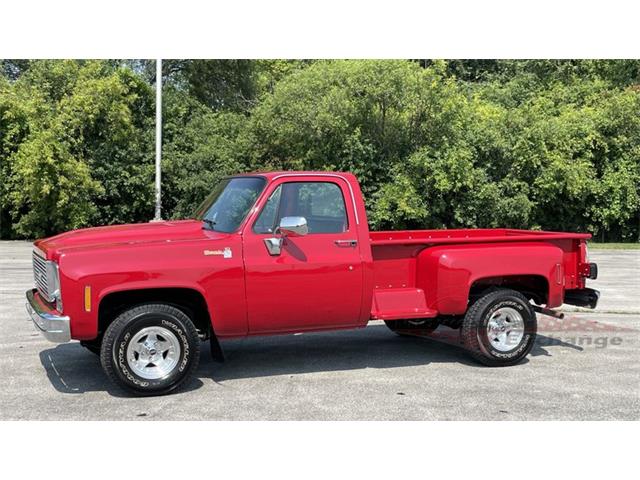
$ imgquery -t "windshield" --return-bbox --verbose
[194,176,266,233]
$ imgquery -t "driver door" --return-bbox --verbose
[242,178,364,334]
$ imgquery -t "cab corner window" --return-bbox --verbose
[253,181,348,234]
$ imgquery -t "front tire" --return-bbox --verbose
[100,303,200,396]
[461,289,536,367]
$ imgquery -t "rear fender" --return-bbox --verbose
[416,242,565,315]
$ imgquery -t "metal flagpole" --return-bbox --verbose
[154,58,163,221]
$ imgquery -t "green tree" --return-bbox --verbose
[1,60,155,238]
[1,59,638,241]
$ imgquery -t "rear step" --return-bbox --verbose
[371,288,438,320]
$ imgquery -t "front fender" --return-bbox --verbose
[56,239,246,340]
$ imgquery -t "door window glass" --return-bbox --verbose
[253,182,348,234]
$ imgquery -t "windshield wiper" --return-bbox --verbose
[202,218,217,230]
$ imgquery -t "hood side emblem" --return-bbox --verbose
[204,247,232,259]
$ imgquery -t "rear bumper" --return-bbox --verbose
[564,288,600,309]
[25,289,70,343]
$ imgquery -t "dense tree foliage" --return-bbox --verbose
[1,60,154,238]
[1,59,638,241]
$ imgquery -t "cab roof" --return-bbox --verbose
[237,171,354,180]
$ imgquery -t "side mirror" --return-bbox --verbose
[264,216,308,256]
[278,216,308,237]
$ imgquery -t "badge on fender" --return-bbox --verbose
[204,247,232,258]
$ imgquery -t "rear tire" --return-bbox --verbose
[100,303,200,396]
[384,318,439,336]
[461,289,536,367]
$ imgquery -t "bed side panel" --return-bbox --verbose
[371,245,425,289]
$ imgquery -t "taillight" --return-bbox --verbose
[578,240,597,280]
[580,262,598,280]
[579,240,589,264]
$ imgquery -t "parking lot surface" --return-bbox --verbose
[1,241,638,420]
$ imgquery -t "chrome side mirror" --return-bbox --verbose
[263,216,308,256]
[278,216,308,237]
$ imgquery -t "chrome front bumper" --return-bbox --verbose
[25,289,70,343]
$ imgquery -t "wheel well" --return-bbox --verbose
[469,275,549,305]
[98,288,212,339]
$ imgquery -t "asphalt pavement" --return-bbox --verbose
[1,241,638,420]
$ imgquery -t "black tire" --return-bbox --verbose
[461,288,536,367]
[384,318,439,336]
[100,303,200,396]
[80,339,102,356]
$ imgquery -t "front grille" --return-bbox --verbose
[32,249,51,301]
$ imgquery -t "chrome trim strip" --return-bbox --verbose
[271,173,360,225]
[25,289,70,343]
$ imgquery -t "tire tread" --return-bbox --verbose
[461,288,536,367]
[100,303,200,396]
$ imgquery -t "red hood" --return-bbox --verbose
[35,220,222,259]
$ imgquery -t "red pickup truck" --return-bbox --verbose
[26,171,599,395]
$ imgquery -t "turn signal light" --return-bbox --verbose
[84,286,92,312]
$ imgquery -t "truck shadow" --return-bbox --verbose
[210,325,477,382]
[38,345,204,397]
[209,325,578,381]
[38,325,580,395]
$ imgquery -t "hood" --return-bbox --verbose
[35,219,222,259]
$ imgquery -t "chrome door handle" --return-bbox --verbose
[335,239,358,248]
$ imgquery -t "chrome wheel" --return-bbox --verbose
[486,307,525,352]
[126,326,181,380]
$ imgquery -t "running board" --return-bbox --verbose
[371,288,438,321]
